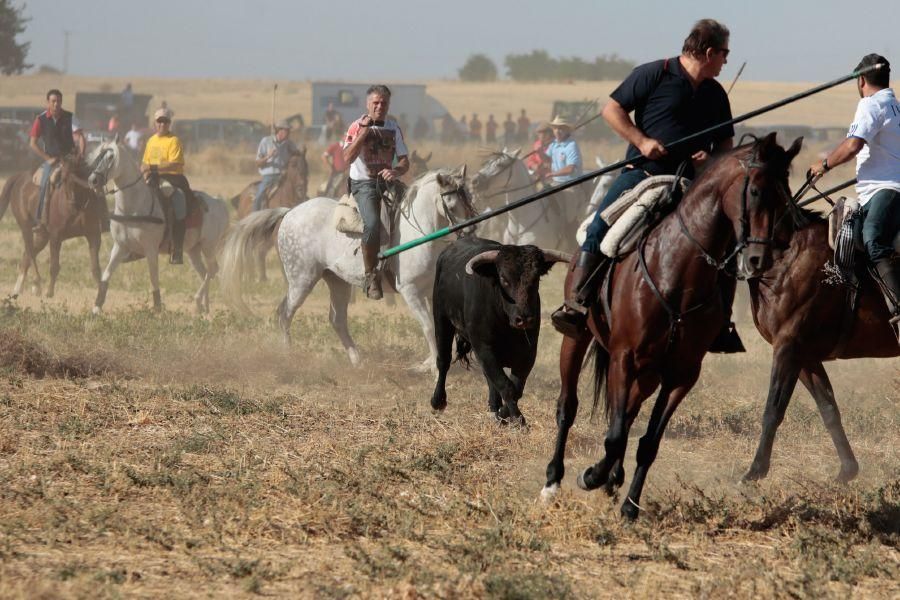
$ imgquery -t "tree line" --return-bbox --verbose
[458,51,635,83]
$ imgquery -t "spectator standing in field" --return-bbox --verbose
[124,123,143,153]
[503,112,516,146]
[321,129,349,198]
[485,114,498,144]
[517,109,531,144]
[469,113,482,143]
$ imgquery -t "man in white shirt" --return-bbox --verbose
[342,85,410,300]
[810,54,900,326]
[124,123,143,153]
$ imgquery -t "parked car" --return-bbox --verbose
[173,118,268,151]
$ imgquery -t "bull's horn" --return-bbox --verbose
[465,250,500,275]
[540,249,573,264]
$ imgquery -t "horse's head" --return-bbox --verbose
[471,149,521,193]
[287,148,309,201]
[86,139,123,192]
[409,150,432,178]
[721,133,802,278]
[433,165,477,232]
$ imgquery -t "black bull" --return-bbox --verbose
[429,237,571,424]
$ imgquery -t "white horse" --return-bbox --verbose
[219,167,476,370]
[85,140,231,313]
[470,150,609,253]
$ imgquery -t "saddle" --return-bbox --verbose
[826,195,900,287]
[589,175,689,258]
[332,193,391,242]
[32,163,63,187]
[156,181,205,230]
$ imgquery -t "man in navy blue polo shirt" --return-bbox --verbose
[553,19,736,340]
[29,89,76,233]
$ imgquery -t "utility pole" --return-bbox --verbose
[63,30,70,73]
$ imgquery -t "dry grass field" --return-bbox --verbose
[0,76,897,598]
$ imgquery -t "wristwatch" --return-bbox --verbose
[822,158,830,172]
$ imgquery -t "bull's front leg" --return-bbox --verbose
[474,345,524,426]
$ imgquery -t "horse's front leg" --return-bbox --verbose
[542,334,593,502]
[744,344,802,482]
[799,362,858,483]
[147,250,162,311]
[46,237,62,298]
[93,242,129,314]
[578,352,652,493]
[187,245,209,314]
[397,282,437,373]
[86,229,102,286]
[621,365,701,521]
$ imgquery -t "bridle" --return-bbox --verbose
[88,145,143,194]
[674,148,789,273]
[473,153,533,200]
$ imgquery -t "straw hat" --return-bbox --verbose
[549,115,573,129]
[154,108,172,121]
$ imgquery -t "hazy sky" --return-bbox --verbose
[16,0,895,82]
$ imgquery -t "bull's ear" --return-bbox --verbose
[539,249,573,276]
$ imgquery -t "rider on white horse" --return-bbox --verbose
[341,84,410,300]
[140,107,194,264]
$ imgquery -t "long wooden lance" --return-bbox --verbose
[380,63,884,260]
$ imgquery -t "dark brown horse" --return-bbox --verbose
[0,160,105,298]
[230,151,309,281]
[743,210,898,483]
[541,133,803,520]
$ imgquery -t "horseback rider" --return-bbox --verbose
[28,89,76,234]
[253,120,302,211]
[140,107,194,264]
[552,19,740,353]
[544,115,587,202]
[342,84,410,300]
[810,54,900,328]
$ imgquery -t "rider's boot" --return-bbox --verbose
[874,257,900,326]
[170,218,185,265]
[361,242,383,300]
[551,250,603,337]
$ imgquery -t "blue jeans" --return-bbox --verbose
[36,160,55,222]
[581,168,649,255]
[861,188,900,261]
[253,173,281,211]
[350,179,384,246]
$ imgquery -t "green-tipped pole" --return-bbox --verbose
[380,63,884,260]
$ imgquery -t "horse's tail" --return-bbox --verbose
[0,174,18,222]
[219,207,290,313]
[587,340,611,422]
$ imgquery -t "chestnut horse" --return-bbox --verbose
[0,160,105,298]
[743,210,899,483]
[541,133,803,520]
[230,151,309,281]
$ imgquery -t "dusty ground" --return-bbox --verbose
[0,77,897,599]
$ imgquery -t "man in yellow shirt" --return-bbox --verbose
[141,107,194,264]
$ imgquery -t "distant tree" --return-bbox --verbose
[504,49,634,82]
[0,1,31,75]
[458,54,498,82]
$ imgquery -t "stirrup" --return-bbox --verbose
[551,304,587,337]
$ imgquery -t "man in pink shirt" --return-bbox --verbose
[342,84,410,299]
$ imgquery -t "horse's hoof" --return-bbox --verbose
[540,483,560,504]
[620,499,640,521]
[347,347,361,366]
[741,469,766,483]
[430,393,447,411]
[576,469,591,491]
[45,290,54,299]
[91,306,102,316]
[836,462,859,484]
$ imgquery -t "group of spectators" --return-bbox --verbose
[440,109,533,145]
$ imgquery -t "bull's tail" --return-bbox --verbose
[454,334,473,369]
[0,174,18,222]
[587,339,610,422]
[219,207,290,313]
